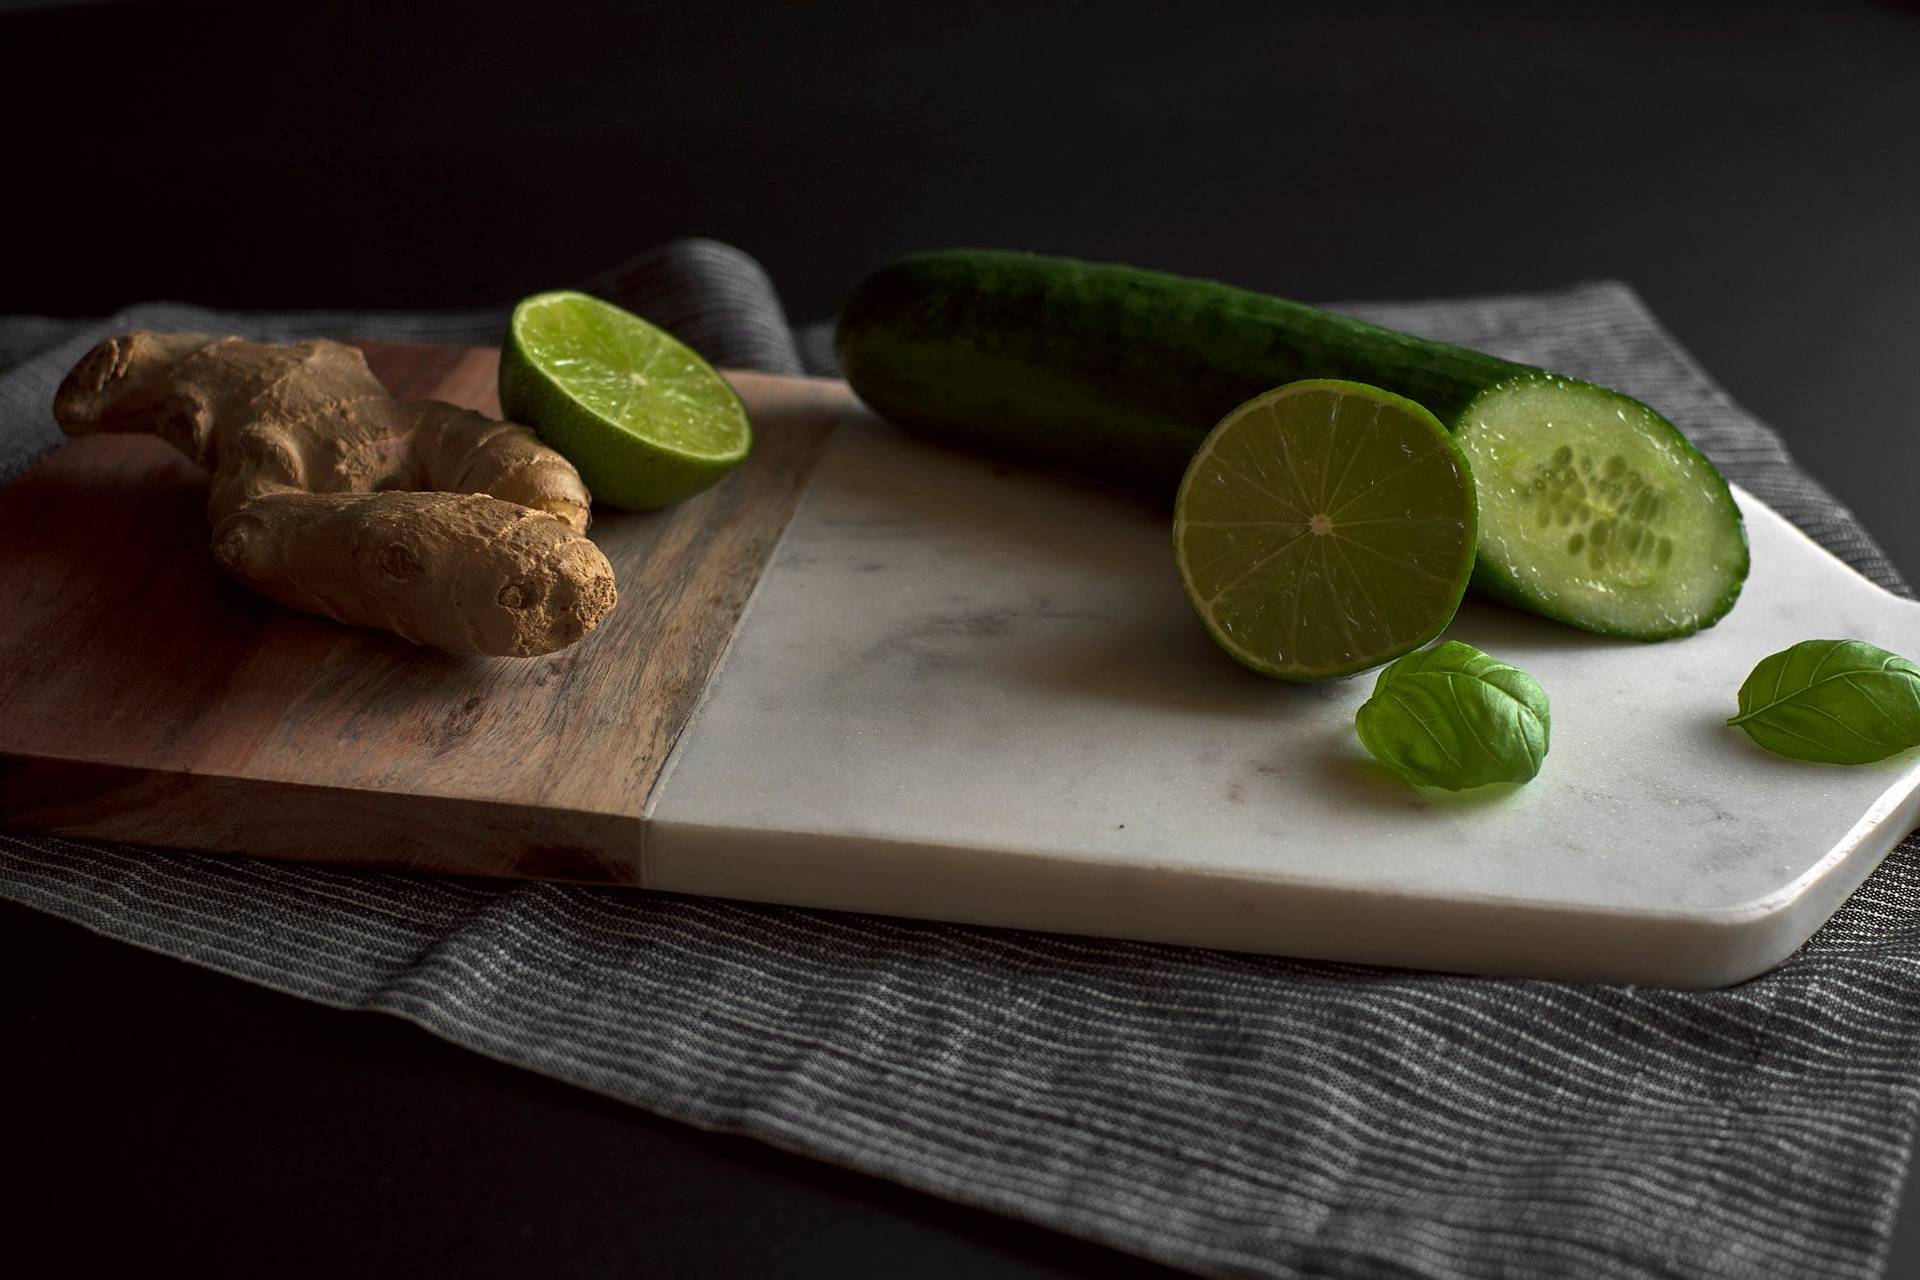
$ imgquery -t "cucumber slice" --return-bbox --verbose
[1455,375,1748,639]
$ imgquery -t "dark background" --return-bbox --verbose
[5,1,1919,1275]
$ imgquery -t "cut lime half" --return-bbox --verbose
[1173,379,1477,680]
[499,290,751,511]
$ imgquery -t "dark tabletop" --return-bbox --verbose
[6,2,1920,1275]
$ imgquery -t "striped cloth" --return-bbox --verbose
[4,240,1916,1279]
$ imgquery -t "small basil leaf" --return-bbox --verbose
[1727,639,1920,765]
[1353,641,1550,791]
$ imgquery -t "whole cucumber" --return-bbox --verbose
[835,250,1747,640]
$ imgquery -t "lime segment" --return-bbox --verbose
[499,290,751,511]
[1173,379,1477,680]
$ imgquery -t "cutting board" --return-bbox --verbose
[4,343,1917,987]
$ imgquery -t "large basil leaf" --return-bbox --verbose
[1353,641,1550,791]
[1727,639,1920,764]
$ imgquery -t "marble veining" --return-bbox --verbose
[644,407,1920,986]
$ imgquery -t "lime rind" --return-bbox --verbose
[1173,379,1477,681]
[501,291,752,511]
[511,290,749,461]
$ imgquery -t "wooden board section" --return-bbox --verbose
[0,343,849,880]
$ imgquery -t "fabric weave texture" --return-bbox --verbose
[3,239,1916,1280]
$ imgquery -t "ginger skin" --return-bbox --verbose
[54,332,617,657]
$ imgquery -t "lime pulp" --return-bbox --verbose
[499,290,751,511]
[1172,379,1477,680]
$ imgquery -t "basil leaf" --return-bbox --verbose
[1727,639,1920,764]
[1353,641,1550,791]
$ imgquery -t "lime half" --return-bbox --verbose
[1173,379,1477,680]
[499,290,751,511]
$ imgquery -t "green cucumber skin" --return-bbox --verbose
[836,249,1748,639]
[836,250,1523,491]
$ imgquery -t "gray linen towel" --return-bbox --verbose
[3,239,1917,1280]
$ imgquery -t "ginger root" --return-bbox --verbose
[54,332,617,656]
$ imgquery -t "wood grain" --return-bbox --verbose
[0,343,850,880]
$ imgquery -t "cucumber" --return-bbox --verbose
[835,250,1748,640]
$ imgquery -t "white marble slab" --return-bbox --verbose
[644,405,1920,987]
